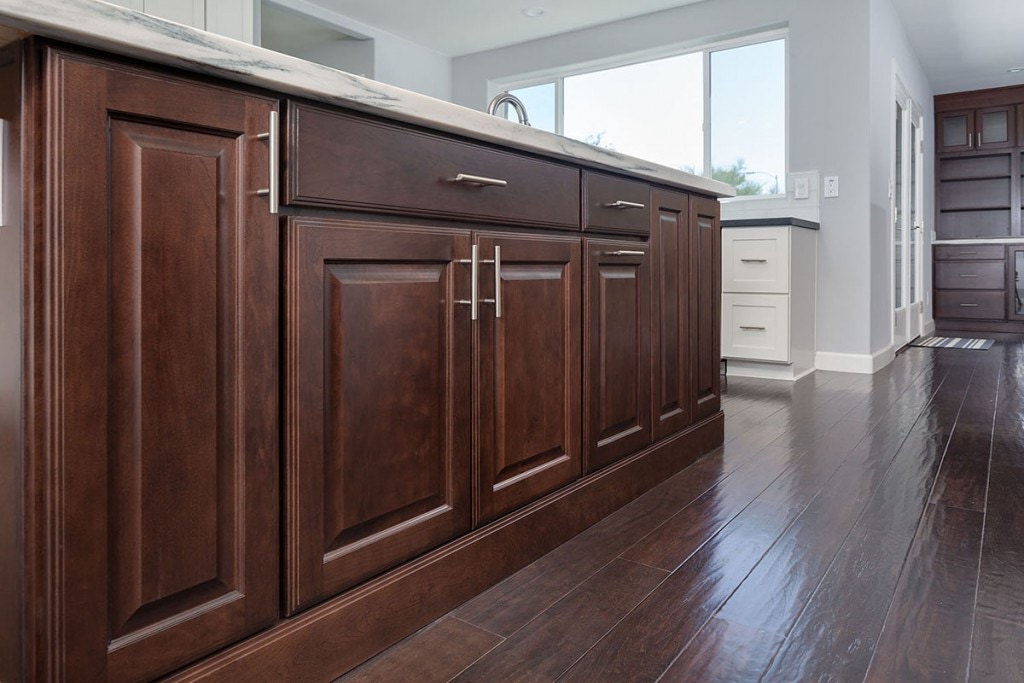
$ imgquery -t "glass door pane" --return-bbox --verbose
[1015,250,1024,317]
[894,103,903,310]
[942,114,969,148]
[910,120,919,304]
[981,109,1009,145]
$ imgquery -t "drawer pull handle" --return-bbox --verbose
[605,200,646,210]
[959,251,977,255]
[493,246,501,319]
[453,173,508,188]
[739,325,767,331]
[255,110,279,214]
[605,250,646,257]
[959,274,978,278]
[741,258,768,263]
[959,303,979,307]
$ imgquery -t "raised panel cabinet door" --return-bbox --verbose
[690,195,723,422]
[584,239,651,473]
[650,190,693,439]
[39,50,279,681]
[475,234,583,524]
[284,218,472,614]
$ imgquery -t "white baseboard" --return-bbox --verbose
[921,319,936,337]
[815,344,895,374]
[725,359,815,381]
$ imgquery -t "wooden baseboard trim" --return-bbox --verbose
[165,413,724,682]
[935,320,1024,339]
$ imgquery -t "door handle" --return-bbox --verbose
[255,110,279,214]
[456,245,480,320]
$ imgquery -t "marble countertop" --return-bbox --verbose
[0,0,735,198]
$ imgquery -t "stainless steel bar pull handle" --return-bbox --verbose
[456,245,480,320]
[605,200,646,210]
[959,251,977,255]
[493,246,501,318]
[959,303,979,307]
[959,274,978,278]
[453,173,508,188]
[740,325,767,331]
[255,110,279,214]
[604,250,646,256]
[740,258,768,263]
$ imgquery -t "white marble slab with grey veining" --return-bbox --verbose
[0,0,734,197]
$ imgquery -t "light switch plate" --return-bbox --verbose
[794,177,810,199]
[824,175,839,198]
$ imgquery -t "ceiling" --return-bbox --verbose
[298,0,711,57]
[273,0,1024,94]
[889,0,1024,94]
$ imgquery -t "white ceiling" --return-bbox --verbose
[270,0,1024,94]
[889,0,1024,94]
[300,0,711,57]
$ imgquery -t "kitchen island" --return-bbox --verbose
[0,1,733,680]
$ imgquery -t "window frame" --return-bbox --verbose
[488,28,789,197]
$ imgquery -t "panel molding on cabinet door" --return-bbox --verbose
[584,238,651,473]
[690,195,722,422]
[40,50,279,682]
[650,189,692,440]
[475,233,582,524]
[284,218,472,614]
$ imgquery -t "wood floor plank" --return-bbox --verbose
[761,359,977,682]
[658,618,783,683]
[620,445,802,571]
[335,617,502,683]
[969,615,1024,682]
[930,427,992,511]
[975,463,1024,624]
[559,500,801,682]
[865,504,984,682]
[452,429,780,636]
[452,560,666,682]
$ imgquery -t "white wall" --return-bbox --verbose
[454,0,878,362]
[868,0,935,353]
[263,0,453,101]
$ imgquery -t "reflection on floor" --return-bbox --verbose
[340,342,1024,682]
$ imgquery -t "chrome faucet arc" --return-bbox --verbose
[487,91,531,126]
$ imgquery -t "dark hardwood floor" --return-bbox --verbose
[338,342,1024,682]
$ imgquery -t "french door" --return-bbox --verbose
[893,79,925,348]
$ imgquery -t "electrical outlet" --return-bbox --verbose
[794,177,810,199]
[824,175,839,198]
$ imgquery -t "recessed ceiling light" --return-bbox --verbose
[522,8,546,18]
[1008,67,1024,73]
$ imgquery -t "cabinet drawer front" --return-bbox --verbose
[286,102,580,228]
[722,227,790,293]
[934,290,1006,319]
[722,293,790,362]
[934,244,1006,261]
[583,171,651,235]
[935,260,1005,289]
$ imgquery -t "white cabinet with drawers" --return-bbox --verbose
[721,220,818,380]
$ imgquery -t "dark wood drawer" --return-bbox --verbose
[935,260,1005,289]
[285,102,580,229]
[934,290,1005,320]
[934,244,1006,261]
[583,171,651,235]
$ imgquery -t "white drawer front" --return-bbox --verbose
[722,227,790,293]
[722,293,790,362]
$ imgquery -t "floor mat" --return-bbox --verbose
[908,336,994,350]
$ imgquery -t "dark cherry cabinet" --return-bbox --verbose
[650,189,693,440]
[1010,246,1024,321]
[5,39,725,683]
[583,239,651,473]
[475,234,583,523]
[34,49,280,680]
[283,218,473,613]
[691,195,723,422]
[938,106,1015,152]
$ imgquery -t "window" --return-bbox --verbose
[497,34,786,196]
